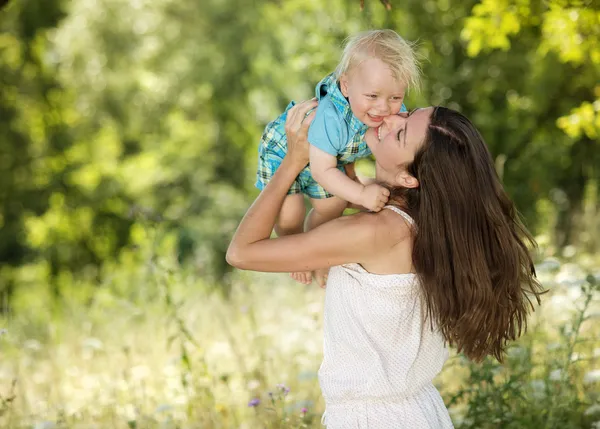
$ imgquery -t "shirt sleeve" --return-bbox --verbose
[307,98,348,157]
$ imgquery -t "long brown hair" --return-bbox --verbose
[392,106,543,362]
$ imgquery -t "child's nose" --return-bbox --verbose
[377,100,391,114]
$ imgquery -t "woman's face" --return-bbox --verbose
[366,107,433,186]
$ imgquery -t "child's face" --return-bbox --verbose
[340,58,406,128]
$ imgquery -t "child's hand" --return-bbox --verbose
[359,183,390,212]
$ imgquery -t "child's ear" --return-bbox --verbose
[339,74,350,97]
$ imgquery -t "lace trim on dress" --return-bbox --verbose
[383,205,414,226]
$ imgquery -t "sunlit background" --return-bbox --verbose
[0,0,599,427]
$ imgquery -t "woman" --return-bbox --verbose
[227,100,542,428]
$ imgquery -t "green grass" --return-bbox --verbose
[0,249,599,429]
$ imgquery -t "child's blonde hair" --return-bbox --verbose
[334,29,421,92]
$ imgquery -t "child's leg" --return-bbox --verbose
[274,194,313,285]
[274,194,305,237]
[306,196,347,231]
[306,196,348,287]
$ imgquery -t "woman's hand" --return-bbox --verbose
[284,98,318,168]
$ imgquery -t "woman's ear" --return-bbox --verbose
[339,74,349,97]
[396,171,419,189]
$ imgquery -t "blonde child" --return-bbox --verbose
[255,29,420,284]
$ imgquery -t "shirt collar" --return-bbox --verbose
[315,73,368,136]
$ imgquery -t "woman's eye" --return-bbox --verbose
[397,128,405,141]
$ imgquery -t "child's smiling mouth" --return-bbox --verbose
[368,113,385,123]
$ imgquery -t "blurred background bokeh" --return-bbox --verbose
[0,0,599,428]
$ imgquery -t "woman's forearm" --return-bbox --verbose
[226,156,306,264]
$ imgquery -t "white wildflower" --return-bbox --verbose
[508,346,527,359]
[530,379,546,399]
[130,365,150,382]
[549,369,563,381]
[163,363,179,377]
[81,374,100,390]
[584,369,600,384]
[546,343,562,351]
[585,404,600,416]
[116,404,137,421]
[82,337,104,350]
[561,245,576,259]
[535,258,560,273]
[307,302,322,315]
[172,394,189,406]
[155,404,173,413]
[247,379,260,390]
[24,339,42,351]
[33,422,56,429]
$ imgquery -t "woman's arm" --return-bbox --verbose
[226,100,379,273]
[227,212,379,272]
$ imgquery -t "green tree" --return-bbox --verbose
[461,0,600,249]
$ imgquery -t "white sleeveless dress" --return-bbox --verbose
[319,206,454,428]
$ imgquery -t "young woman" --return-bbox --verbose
[227,99,542,428]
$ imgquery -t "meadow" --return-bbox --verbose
[1,238,599,429]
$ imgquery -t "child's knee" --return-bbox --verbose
[275,194,305,234]
[311,197,347,217]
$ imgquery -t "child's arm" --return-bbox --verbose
[345,169,379,211]
[310,145,389,212]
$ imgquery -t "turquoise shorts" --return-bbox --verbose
[255,102,345,199]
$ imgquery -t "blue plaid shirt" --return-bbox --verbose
[308,73,372,164]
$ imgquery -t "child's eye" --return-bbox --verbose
[391,97,403,101]
[366,94,377,99]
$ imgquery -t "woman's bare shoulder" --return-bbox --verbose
[373,208,413,245]
[336,209,412,247]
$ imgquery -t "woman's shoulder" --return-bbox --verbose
[376,208,413,243]
[338,209,412,246]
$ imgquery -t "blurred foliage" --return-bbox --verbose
[0,0,598,305]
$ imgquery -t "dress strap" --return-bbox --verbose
[383,205,415,226]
